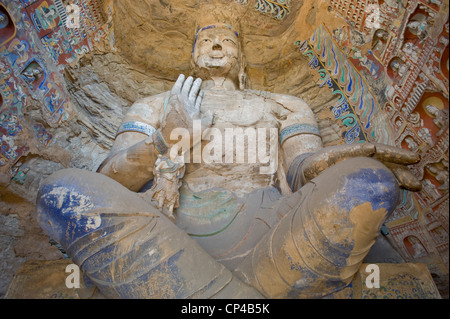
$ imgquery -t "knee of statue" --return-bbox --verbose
[36,168,95,248]
[307,156,400,277]
[303,156,400,238]
[233,157,402,298]
[300,156,400,272]
[35,168,156,251]
[318,156,400,215]
[36,169,264,299]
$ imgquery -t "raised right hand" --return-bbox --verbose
[160,74,213,139]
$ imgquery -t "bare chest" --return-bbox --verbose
[201,90,281,129]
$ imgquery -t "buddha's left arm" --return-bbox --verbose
[272,93,421,193]
[272,93,323,192]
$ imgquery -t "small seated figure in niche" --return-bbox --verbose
[372,29,389,54]
[21,64,43,84]
[407,236,428,258]
[427,162,449,191]
[0,11,9,29]
[406,112,423,128]
[390,60,409,79]
[425,104,449,137]
[405,136,419,152]
[423,179,441,200]
[407,20,429,43]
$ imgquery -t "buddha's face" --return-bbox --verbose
[193,27,240,73]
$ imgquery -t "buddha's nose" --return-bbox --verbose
[212,39,222,50]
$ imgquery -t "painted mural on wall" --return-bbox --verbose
[306,0,449,295]
[0,0,110,178]
[296,25,394,146]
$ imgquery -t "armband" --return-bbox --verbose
[279,123,321,146]
[116,121,156,137]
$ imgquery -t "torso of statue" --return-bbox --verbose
[109,87,320,195]
[184,89,283,195]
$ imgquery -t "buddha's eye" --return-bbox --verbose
[223,38,236,45]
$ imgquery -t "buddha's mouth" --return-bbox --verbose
[205,57,228,68]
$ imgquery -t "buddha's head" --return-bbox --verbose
[190,7,248,89]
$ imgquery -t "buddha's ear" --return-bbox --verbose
[238,53,249,90]
[238,70,247,90]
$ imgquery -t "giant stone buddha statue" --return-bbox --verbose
[36,9,421,299]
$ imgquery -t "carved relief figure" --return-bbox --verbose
[0,11,8,29]
[33,2,59,31]
[395,116,404,129]
[406,112,423,127]
[430,226,448,244]
[427,162,449,191]
[372,29,389,55]
[148,152,185,221]
[0,5,15,46]
[390,59,409,78]
[425,104,449,137]
[405,135,419,151]
[402,42,420,64]
[2,39,29,68]
[20,61,44,87]
[423,179,442,200]
[407,19,429,43]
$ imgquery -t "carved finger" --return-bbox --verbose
[194,89,204,114]
[384,162,422,192]
[171,74,185,95]
[373,143,420,165]
[189,78,202,104]
[301,143,376,183]
[181,76,194,97]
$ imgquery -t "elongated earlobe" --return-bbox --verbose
[238,53,248,90]
[239,70,247,90]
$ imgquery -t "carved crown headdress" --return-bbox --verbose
[193,2,245,45]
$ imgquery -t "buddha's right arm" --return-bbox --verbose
[96,134,159,191]
[96,95,168,192]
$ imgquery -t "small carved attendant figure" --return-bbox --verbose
[425,104,449,137]
[150,152,185,221]
[407,20,429,42]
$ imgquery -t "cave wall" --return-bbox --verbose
[0,0,448,298]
